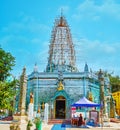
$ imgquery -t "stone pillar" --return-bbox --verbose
[98,69,105,114]
[13,67,28,130]
[19,67,27,116]
[44,103,49,124]
[28,103,34,120]
[98,69,106,127]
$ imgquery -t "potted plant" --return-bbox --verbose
[10,125,14,130]
[10,124,20,130]
[34,117,42,130]
[27,120,33,130]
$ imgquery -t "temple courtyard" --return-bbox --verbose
[0,121,120,130]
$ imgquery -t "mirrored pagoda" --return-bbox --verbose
[27,14,112,119]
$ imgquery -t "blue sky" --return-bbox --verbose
[0,0,120,77]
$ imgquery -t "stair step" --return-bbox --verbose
[48,119,71,124]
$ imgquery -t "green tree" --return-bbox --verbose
[109,74,120,92]
[98,70,120,93]
[0,48,15,81]
[0,47,17,111]
[0,80,17,111]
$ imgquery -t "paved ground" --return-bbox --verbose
[0,121,120,130]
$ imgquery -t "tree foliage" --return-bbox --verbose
[109,75,120,85]
[96,70,120,93]
[0,47,17,111]
[0,48,15,81]
[0,80,17,110]
[109,74,120,92]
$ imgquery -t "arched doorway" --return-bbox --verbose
[55,96,66,119]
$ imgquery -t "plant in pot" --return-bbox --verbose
[34,117,42,130]
[10,125,14,130]
[27,120,33,130]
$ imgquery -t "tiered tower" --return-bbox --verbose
[46,15,78,72]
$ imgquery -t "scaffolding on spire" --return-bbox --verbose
[46,15,78,72]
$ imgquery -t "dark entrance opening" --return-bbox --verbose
[55,97,66,119]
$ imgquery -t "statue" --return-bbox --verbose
[42,102,45,109]
[28,92,34,120]
[57,81,64,91]
[88,92,93,101]
[30,92,34,103]
[37,107,41,113]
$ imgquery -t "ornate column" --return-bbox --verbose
[98,69,105,114]
[12,67,28,130]
[19,67,27,116]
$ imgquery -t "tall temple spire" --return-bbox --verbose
[46,14,78,72]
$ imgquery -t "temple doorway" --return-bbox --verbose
[55,96,66,119]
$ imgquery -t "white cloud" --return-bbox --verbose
[72,0,120,21]
[101,0,120,18]
[74,37,120,75]
[0,15,51,51]
[2,18,50,35]
[77,38,119,56]
[0,14,51,76]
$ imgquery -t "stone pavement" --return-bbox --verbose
[0,121,120,130]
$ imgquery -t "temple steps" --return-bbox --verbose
[48,119,71,124]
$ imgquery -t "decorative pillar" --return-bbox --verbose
[44,103,49,124]
[12,67,28,130]
[98,69,105,114]
[19,67,27,116]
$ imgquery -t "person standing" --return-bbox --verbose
[78,113,83,126]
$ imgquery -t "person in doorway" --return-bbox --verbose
[78,113,83,126]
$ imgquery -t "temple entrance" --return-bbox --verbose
[55,96,66,119]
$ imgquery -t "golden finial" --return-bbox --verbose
[58,8,66,27]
